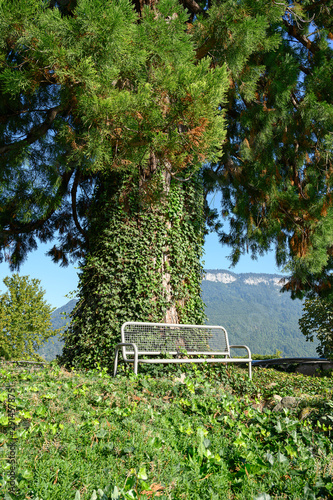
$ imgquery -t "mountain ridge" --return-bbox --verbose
[203,269,286,287]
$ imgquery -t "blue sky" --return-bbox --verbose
[0,194,284,309]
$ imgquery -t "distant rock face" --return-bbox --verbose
[203,270,286,287]
[243,277,282,287]
[204,272,237,284]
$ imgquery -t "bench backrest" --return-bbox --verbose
[121,321,230,360]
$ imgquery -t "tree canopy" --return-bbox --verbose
[299,295,333,358]
[200,0,333,299]
[1,0,332,296]
[0,0,226,267]
[0,274,57,361]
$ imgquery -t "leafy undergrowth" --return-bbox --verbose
[0,361,332,500]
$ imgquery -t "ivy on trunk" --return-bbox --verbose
[61,169,206,370]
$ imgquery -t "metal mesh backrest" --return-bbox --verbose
[122,322,230,356]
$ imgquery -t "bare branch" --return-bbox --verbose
[282,18,320,55]
[181,0,201,14]
[2,169,74,235]
[71,170,87,238]
[0,105,65,155]
[291,92,299,109]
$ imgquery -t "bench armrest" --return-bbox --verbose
[229,345,252,378]
[229,345,252,359]
[113,342,139,377]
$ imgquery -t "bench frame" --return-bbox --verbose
[114,321,252,378]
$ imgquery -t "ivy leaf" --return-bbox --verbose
[0,392,8,402]
[138,466,148,480]
[203,438,211,449]
[265,452,274,465]
[276,451,289,464]
[275,420,283,433]
[111,486,121,500]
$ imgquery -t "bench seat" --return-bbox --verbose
[113,321,252,378]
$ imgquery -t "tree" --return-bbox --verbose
[1,0,332,370]
[299,295,333,359]
[1,0,228,369]
[204,0,333,300]
[0,274,57,361]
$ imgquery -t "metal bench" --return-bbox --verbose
[113,321,252,378]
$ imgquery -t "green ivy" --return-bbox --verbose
[60,170,206,371]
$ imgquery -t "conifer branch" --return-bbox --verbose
[0,105,66,155]
[196,37,216,60]
[2,170,73,235]
[299,64,312,76]
[291,93,300,109]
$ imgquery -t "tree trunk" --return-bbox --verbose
[60,163,206,370]
[139,154,181,324]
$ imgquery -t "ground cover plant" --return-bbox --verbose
[0,361,332,499]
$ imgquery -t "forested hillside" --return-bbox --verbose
[202,270,317,357]
[38,272,317,361]
[37,300,76,361]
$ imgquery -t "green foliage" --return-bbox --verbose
[299,295,333,360]
[252,351,282,361]
[0,363,332,499]
[0,274,59,361]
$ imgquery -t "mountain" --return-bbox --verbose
[202,270,317,357]
[37,299,77,361]
[38,271,317,361]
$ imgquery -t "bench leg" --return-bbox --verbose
[249,362,252,379]
[113,346,120,377]
[133,351,138,375]
[114,342,139,376]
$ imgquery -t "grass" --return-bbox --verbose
[0,360,332,500]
